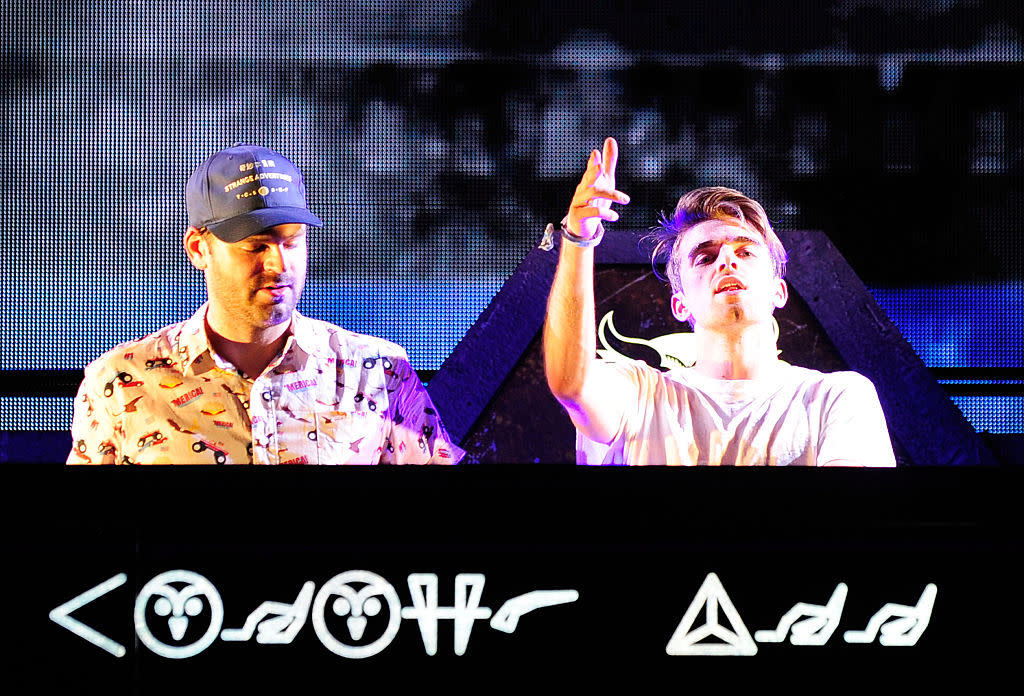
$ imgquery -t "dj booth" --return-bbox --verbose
[9,464,1021,690]
[6,229,1018,691]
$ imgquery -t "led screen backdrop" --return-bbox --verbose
[2,1,1022,436]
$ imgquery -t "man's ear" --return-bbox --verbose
[184,227,210,270]
[773,278,789,310]
[671,291,691,323]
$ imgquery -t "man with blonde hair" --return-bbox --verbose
[543,137,895,466]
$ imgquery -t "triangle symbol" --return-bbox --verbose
[666,572,758,656]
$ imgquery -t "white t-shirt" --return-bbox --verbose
[577,361,897,466]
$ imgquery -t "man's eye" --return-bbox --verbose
[694,255,711,266]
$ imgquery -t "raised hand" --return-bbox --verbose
[566,137,630,240]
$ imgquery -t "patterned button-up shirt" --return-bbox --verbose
[67,305,464,465]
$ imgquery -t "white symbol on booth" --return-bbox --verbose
[666,572,758,656]
[50,569,937,659]
[755,583,848,645]
[490,590,580,633]
[49,573,128,657]
[401,573,492,656]
[220,581,315,644]
[666,574,938,655]
[844,583,937,647]
[126,569,575,659]
[311,570,404,659]
[134,570,225,659]
[53,569,580,659]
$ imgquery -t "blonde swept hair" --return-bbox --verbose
[651,186,788,293]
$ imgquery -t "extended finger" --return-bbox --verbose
[602,137,619,181]
[577,150,602,190]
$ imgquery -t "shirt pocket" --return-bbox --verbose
[273,408,320,465]
[309,409,387,465]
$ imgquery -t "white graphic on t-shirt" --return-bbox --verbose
[596,311,781,369]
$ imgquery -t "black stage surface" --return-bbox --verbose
[7,465,1020,691]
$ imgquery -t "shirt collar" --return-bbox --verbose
[173,304,214,373]
[171,303,332,374]
[286,310,334,361]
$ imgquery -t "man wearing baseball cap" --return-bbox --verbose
[68,144,463,465]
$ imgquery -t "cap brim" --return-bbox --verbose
[206,207,324,243]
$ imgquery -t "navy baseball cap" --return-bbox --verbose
[185,143,323,243]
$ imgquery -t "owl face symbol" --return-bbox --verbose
[334,588,381,640]
[155,589,204,641]
[134,570,224,659]
[311,570,402,659]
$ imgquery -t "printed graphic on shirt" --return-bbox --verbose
[192,439,229,465]
[596,310,781,371]
[172,387,204,408]
[103,371,143,397]
[145,357,176,370]
[68,308,464,466]
[200,402,226,417]
[159,376,184,389]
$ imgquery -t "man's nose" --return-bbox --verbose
[263,243,286,273]
[717,247,738,269]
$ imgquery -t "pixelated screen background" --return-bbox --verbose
[1,0,1022,437]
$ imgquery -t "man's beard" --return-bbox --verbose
[250,274,300,327]
[208,272,303,333]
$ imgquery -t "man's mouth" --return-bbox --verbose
[258,284,292,299]
[714,276,746,294]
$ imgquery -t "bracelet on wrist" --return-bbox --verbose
[540,217,606,251]
[559,216,604,248]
